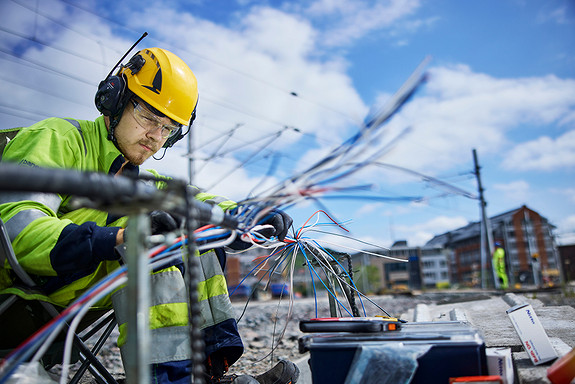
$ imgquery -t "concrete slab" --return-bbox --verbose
[536,306,575,348]
[298,292,574,384]
[513,351,552,384]
[411,292,575,384]
[407,296,523,349]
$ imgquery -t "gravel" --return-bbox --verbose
[47,293,431,383]
[230,294,432,376]
[44,287,575,382]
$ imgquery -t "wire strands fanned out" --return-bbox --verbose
[238,56,431,214]
[231,211,400,322]
[0,57,429,382]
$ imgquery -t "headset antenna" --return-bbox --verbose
[105,32,148,79]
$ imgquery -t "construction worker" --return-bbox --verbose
[0,47,298,384]
[492,241,509,290]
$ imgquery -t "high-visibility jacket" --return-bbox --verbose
[0,116,243,364]
[492,247,509,289]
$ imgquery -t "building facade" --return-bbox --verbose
[426,205,561,288]
[355,240,424,292]
[420,245,451,288]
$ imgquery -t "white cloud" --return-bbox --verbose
[492,180,530,203]
[355,202,384,216]
[301,0,423,47]
[560,215,575,230]
[553,187,575,204]
[502,130,575,171]
[557,215,575,245]
[127,4,367,148]
[537,4,574,25]
[395,215,469,246]
[376,65,575,177]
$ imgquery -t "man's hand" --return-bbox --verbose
[150,210,183,235]
[259,209,293,241]
[228,208,293,250]
[116,228,125,245]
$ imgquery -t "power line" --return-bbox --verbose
[0,26,104,65]
[0,105,44,121]
[10,0,121,55]
[372,162,477,200]
[0,69,91,108]
[0,47,93,86]
[1,0,352,153]
[56,0,362,125]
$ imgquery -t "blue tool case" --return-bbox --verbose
[298,321,488,384]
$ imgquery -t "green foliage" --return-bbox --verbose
[354,265,380,295]
[435,281,450,290]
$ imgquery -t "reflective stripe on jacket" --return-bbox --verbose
[0,116,243,363]
[0,117,129,306]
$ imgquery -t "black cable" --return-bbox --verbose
[10,0,358,137]
[0,163,239,229]
[344,253,360,317]
[0,46,93,86]
[183,186,206,384]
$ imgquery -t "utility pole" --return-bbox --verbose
[187,122,194,185]
[472,149,498,289]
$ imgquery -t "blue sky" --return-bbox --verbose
[1,0,574,250]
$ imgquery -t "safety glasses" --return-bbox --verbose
[131,100,180,139]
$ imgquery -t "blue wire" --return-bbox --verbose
[298,243,319,318]
[298,241,353,317]
[309,239,367,316]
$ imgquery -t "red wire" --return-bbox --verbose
[296,210,349,238]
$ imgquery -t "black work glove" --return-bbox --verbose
[227,208,293,250]
[149,210,183,235]
[259,209,293,242]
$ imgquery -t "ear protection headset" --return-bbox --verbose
[94,53,145,144]
[95,32,148,145]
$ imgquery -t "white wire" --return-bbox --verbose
[29,318,68,364]
[196,229,237,251]
[59,276,127,384]
[311,238,408,262]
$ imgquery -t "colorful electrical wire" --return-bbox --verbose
[1,56,429,382]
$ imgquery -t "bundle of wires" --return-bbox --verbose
[1,56,430,383]
[0,223,242,384]
[240,56,431,212]
[233,210,408,323]
[223,58,431,342]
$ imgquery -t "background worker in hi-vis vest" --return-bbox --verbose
[493,241,509,290]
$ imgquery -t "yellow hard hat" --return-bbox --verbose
[120,48,198,126]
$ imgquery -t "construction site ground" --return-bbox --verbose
[295,285,575,384]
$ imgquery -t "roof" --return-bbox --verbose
[425,205,551,247]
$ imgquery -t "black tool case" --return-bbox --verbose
[298,321,487,384]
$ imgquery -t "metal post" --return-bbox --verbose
[327,271,338,317]
[125,213,150,384]
[187,119,193,186]
[522,211,541,287]
[473,149,497,289]
[186,114,206,384]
